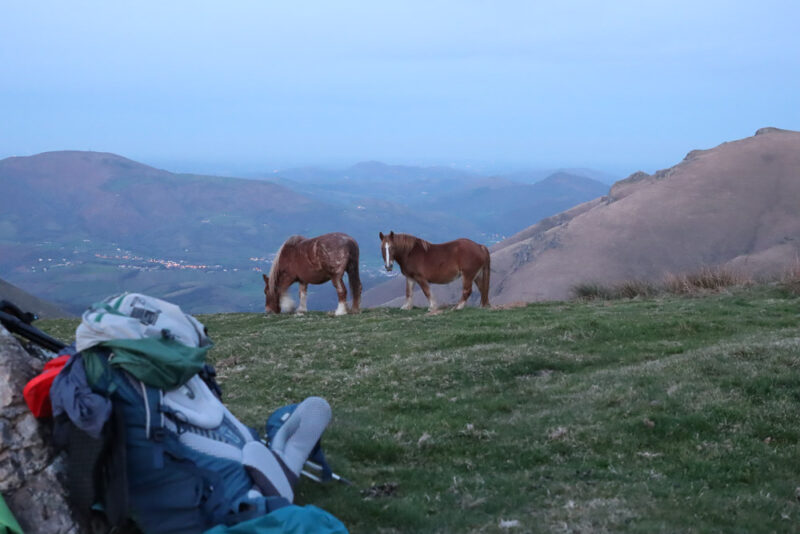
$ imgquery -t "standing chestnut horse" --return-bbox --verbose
[379,231,490,311]
[263,232,361,315]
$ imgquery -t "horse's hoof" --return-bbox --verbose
[401,304,412,311]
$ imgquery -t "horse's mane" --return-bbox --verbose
[267,235,305,294]
[393,233,430,255]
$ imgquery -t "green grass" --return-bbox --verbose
[40,285,800,533]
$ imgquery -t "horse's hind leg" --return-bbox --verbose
[473,274,487,308]
[456,275,472,310]
[347,260,361,313]
[477,253,491,307]
[331,275,348,316]
[297,283,308,313]
[401,277,414,310]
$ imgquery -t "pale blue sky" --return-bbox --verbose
[2,1,798,175]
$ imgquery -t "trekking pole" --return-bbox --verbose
[300,467,323,483]
[0,310,67,353]
[303,460,352,486]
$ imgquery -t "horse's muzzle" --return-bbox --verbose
[385,263,393,271]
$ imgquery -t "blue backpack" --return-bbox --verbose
[50,293,347,534]
[56,348,346,534]
[83,349,288,532]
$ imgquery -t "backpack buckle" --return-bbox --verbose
[151,428,166,442]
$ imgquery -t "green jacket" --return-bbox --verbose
[84,337,209,390]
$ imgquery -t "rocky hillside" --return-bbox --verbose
[363,127,800,307]
[0,324,80,533]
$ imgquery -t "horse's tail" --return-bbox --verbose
[478,245,491,307]
[347,241,362,312]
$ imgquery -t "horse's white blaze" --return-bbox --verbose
[334,301,348,316]
[383,242,391,269]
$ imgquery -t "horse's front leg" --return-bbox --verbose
[331,276,348,316]
[401,277,414,310]
[297,282,308,313]
[416,278,437,311]
[279,284,297,313]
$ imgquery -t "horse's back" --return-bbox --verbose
[314,232,358,258]
[304,232,359,275]
[312,232,357,248]
[283,234,306,247]
[444,238,489,263]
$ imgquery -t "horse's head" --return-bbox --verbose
[262,273,296,314]
[262,273,280,314]
[379,231,396,271]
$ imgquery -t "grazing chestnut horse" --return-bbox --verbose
[379,231,490,311]
[263,232,361,315]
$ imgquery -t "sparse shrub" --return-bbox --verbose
[615,279,659,299]
[664,266,751,295]
[779,261,800,295]
[572,279,660,300]
[663,272,691,294]
[571,282,614,300]
[572,267,753,302]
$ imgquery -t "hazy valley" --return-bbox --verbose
[4,128,799,317]
[0,152,608,314]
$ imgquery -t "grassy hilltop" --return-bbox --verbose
[42,285,800,533]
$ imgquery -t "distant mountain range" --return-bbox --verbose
[363,127,800,308]
[0,152,608,313]
[259,161,610,214]
[422,171,609,236]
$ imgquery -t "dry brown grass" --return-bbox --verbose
[572,266,753,301]
[663,266,752,295]
[570,282,615,300]
[571,279,656,301]
[614,279,660,299]
[779,261,800,295]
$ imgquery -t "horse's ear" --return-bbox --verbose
[379,232,384,240]
[262,273,269,284]
[389,231,394,238]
